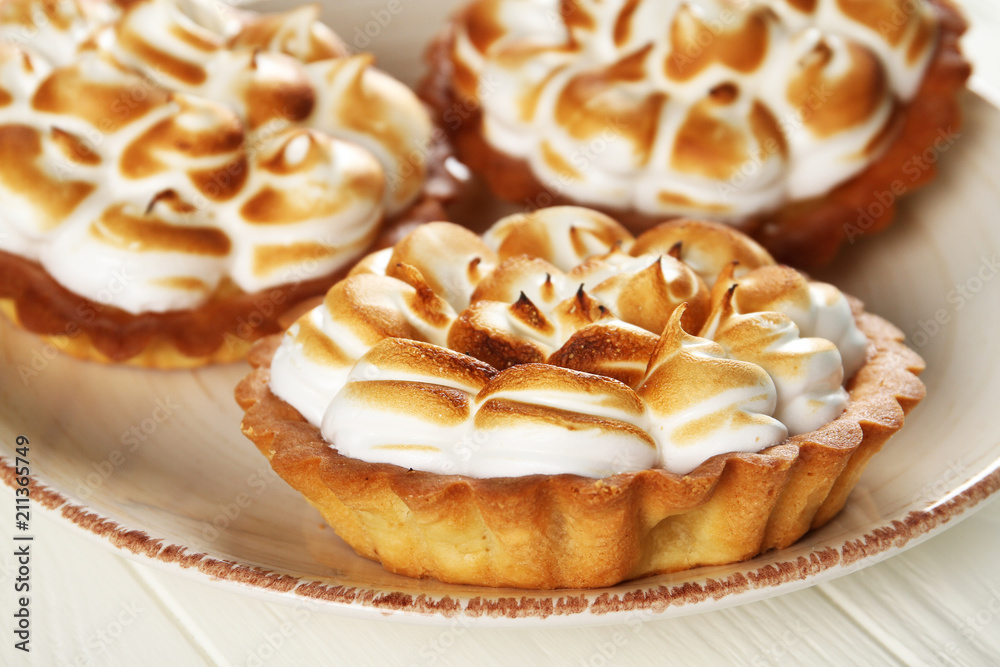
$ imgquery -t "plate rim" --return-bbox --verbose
[2,449,998,626]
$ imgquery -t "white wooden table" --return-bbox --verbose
[3,2,1000,665]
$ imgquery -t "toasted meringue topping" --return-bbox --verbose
[471,363,657,477]
[710,264,869,378]
[571,252,710,334]
[483,207,633,271]
[704,290,849,435]
[322,339,656,478]
[471,255,570,311]
[449,0,941,220]
[322,339,492,474]
[107,0,431,210]
[43,195,233,313]
[639,307,788,474]
[630,218,776,286]
[270,272,457,424]
[0,0,432,314]
[305,53,432,213]
[385,222,499,311]
[549,319,660,390]
[229,128,384,293]
[271,209,867,478]
[0,0,115,66]
[226,4,348,64]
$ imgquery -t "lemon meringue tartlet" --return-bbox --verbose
[0,0,450,366]
[421,0,970,266]
[236,207,925,588]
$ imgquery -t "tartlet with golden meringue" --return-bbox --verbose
[236,207,925,588]
[420,0,970,267]
[0,0,454,367]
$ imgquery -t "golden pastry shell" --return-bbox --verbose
[236,298,924,589]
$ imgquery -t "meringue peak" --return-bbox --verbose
[510,291,551,331]
[709,306,848,436]
[638,306,787,474]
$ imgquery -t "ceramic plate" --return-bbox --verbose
[2,1,1000,627]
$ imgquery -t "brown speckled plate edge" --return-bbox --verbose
[1,454,998,626]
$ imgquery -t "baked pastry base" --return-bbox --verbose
[0,249,333,368]
[0,297,253,368]
[419,0,970,268]
[235,301,925,589]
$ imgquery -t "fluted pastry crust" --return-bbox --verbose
[237,303,923,588]
[420,0,970,267]
[236,210,924,587]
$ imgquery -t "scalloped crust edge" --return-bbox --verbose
[235,300,925,589]
[0,297,251,368]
